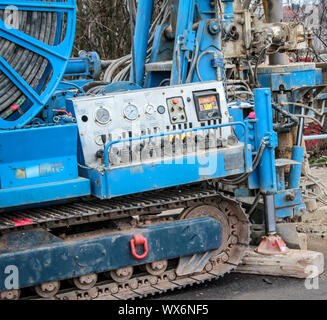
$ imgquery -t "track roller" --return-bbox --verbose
[73,274,98,290]
[145,260,168,276]
[0,289,20,300]
[107,267,134,283]
[34,281,60,298]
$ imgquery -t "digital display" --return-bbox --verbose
[193,90,221,121]
[198,95,219,112]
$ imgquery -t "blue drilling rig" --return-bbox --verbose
[0,0,324,299]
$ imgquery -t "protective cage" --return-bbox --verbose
[0,0,76,129]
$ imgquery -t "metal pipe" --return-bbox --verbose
[263,0,286,65]
[304,134,327,141]
[170,0,195,85]
[296,106,305,146]
[104,122,249,168]
[129,0,154,86]
[264,194,276,234]
[64,52,101,78]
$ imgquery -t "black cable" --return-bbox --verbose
[221,137,267,185]
[248,191,261,219]
[271,102,299,131]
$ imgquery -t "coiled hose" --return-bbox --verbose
[0,1,65,119]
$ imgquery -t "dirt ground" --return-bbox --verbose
[298,167,327,239]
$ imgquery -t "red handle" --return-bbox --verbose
[130,234,148,260]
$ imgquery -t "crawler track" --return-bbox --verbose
[0,187,228,232]
[0,186,250,300]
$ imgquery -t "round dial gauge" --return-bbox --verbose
[157,105,166,114]
[124,104,139,121]
[94,135,105,146]
[95,107,110,125]
[145,104,155,115]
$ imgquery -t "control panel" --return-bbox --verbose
[70,81,234,168]
[167,97,187,124]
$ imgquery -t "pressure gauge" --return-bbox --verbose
[157,105,166,114]
[124,104,139,121]
[95,135,105,146]
[95,107,110,125]
[145,104,155,116]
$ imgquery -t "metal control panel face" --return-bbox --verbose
[71,81,231,168]
[193,90,221,121]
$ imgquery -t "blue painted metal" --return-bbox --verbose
[144,0,224,86]
[171,0,195,85]
[276,167,286,191]
[0,217,221,291]
[289,146,304,189]
[274,189,303,218]
[130,0,154,86]
[0,0,76,129]
[191,20,223,83]
[84,146,249,199]
[254,88,278,194]
[64,51,101,79]
[222,0,234,24]
[0,178,90,210]
[99,81,142,94]
[0,0,308,246]
[257,64,317,91]
[42,90,80,124]
[0,124,91,209]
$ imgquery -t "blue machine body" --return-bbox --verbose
[257,63,320,91]
[0,124,90,209]
[0,0,308,219]
[0,216,221,291]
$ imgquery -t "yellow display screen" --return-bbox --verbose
[198,95,218,112]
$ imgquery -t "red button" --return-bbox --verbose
[172,98,179,105]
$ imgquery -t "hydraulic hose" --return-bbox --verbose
[0,1,65,119]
